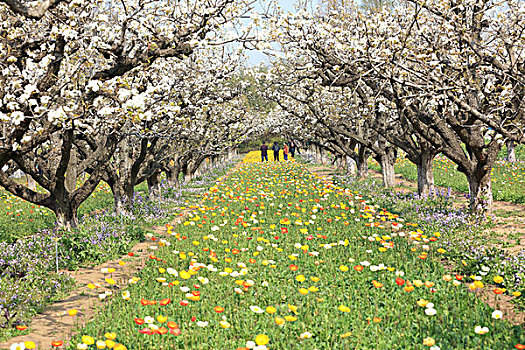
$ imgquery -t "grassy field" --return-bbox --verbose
[368,145,525,204]
[62,156,523,349]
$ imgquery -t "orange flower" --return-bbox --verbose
[214,306,225,313]
[515,344,525,350]
[494,288,505,295]
[372,280,383,288]
[354,265,364,272]
[372,317,382,323]
[15,325,28,331]
[404,286,414,292]
[51,341,64,347]
[160,298,171,306]
[289,264,299,271]
[167,321,179,329]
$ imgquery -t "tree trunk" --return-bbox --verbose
[356,151,369,179]
[54,198,79,229]
[506,140,516,163]
[147,172,161,200]
[65,148,77,193]
[466,169,493,213]
[379,151,395,188]
[416,151,436,196]
[346,156,356,175]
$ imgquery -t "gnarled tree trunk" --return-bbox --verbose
[416,150,436,196]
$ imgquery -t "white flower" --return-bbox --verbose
[474,326,489,334]
[246,341,256,349]
[98,293,107,300]
[180,286,190,292]
[430,346,441,350]
[254,346,267,350]
[491,310,503,319]
[262,281,269,287]
[426,303,434,309]
[167,268,178,276]
[300,331,313,339]
[211,225,220,231]
[144,316,154,324]
[370,265,379,272]
[77,344,88,350]
[250,306,264,313]
[196,321,209,327]
[10,343,25,350]
[360,260,371,266]
[425,308,437,316]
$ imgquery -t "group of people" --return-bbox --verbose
[260,140,297,162]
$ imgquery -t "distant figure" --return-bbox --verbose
[289,140,297,158]
[283,143,289,161]
[260,142,268,162]
[272,141,280,161]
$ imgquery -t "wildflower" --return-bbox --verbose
[10,343,25,350]
[197,321,209,327]
[300,332,313,339]
[275,317,285,325]
[250,306,264,313]
[474,326,489,335]
[24,342,35,350]
[95,340,106,349]
[220,320,231,328]
[423,337,435,346]
[491,310,503,319]
[68,309,78,316]
[255,334,270,346]
[266,306,277,314]
[338,305,351,312]
[51,341,64,347]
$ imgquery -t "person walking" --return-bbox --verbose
[272,141,280,162]
[289,140,296,158]
[260,142,268,162]
[283,143,289,161]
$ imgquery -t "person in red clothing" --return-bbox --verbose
[283,143,289,161]
[260,142,268,162]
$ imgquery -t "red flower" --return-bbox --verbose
[232,249,240,254]
[158,327,168,335]
[194,284,200,289]
[128,252,134,256]
[281,228,288,234]
[306,235,313,240]
[15,325,28,331]
[515,344,525,350]
[180,300,189,306]
[354,265,364,272]
[170,328,182,336]
[139,328,153,335]
[140,299,149,306]
[395,277,405,286]
[134,318,145,325]
[191,290,201,296]
[191,316,196,322]
[249,258,256,264]
[51,341,64,347]
[160,298,171,306]
[214,306,225,313]
[455,275,463,280]
[149,255,156,260]
[274,236,279,240]
[289,264,299,271]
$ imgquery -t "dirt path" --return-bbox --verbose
[0,214,187,350]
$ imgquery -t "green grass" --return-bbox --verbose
[66,161,523,350]
[368,153,525,204]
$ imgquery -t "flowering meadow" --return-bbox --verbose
[1,162,234,345]
[57,153,524,349]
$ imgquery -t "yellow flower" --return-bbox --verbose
[82,335,95,345]
[255,334,269,345]
[157,315,168,323]
[104,333,117,340]
[341,332,352,338]
[266,306,277,314]
[512,291,521,297]
[68,309,78,316]
[295,275,306,282]
[24,342,36,349]
[437,248,446,254]
[413,280,424,288]
[299,288,309,295]
[275,317,285,325]
[105,340,116,348]
[339,265,349,272]
[107,268,115,273]
[87,283,96,290]
[338,305,351,312]
[96,340,107,349]
[308,286,319,292]
[284,315,297,322]
[158,268,166,273]
[378,247,387,252]
[118,261,125,266]
[105,278,116,285]
[179,271,191,279]
[493,276,504,284]
[114,344,127,350]
[474,280,484,288]
[288,304,298,314]
[311,276,320,282]
[423,337,435,346]
[220,320,231,328]
[416,299,429,307]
